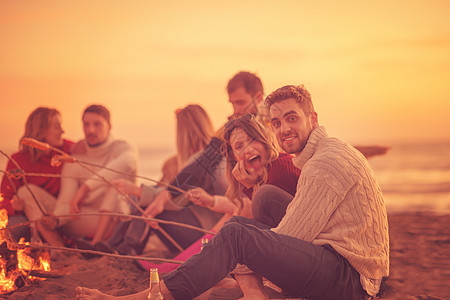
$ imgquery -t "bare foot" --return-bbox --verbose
[76,286,113,299]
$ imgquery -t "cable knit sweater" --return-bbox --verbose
[272,127,389,291]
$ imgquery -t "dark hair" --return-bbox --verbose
[265,84,314,115]
[226,71,264,97]
[82,104,111,125]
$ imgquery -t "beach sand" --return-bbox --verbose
[2,212,449,300]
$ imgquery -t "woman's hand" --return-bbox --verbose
[112,179,142,197]
[11,195,25,211]
[143,189,171,229]
[232,160,260,188]
[186,188,214,208]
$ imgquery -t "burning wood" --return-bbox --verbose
[1,193,54,295]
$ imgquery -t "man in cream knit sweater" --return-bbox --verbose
[77,87,389,300]
[54,105,137,245]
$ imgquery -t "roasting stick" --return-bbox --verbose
[0,150,46,215]
[22,138,186,194]
[5,233,184,264]
[17,138,184,252]
[2,212,215,235]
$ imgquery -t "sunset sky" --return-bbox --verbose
[1,0,449,158]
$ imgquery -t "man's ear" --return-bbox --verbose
[310,111,319,127]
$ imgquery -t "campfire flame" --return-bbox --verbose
[0,262,15,293]
[1,193,52,294]
[1,202,15,293]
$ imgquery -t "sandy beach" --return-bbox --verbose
[1,212,448,300]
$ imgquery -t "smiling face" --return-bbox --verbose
[229,127,268,173]
[269,98,318,156]
[44,113,64,147]
[82,112,111,147]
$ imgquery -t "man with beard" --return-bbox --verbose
[53,104,137,246]
[77,85,389,300]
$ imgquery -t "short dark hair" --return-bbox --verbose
[82,104,110,124]
[226,71,264,96]
[265,85,314,115]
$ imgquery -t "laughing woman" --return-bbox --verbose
[75,114,302,299]
[139,114,301,273]
[187,113,300,227]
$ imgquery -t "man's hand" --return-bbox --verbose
[70,184,89,218]
[232,160,260,189]
[112,178,142,197]
[143,189,171,229]
[186,188,214,208]
[11,195,25,211]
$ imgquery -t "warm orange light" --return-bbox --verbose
[39,253,51,272]
[0,198,52,294]
[0,194,7,231]
[17,238,51,275]
[0,210,7,232]
[0,195,15,293]
[0,265,16,294]
[17,238,33,271]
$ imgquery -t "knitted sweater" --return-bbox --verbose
[273,127,389,281]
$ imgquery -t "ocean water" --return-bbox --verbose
[368,141,450,214]
[137,142,450,215]
[2,142,450,214]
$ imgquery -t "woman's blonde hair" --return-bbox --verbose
[20,107,60,162]
[176,105,214,170]
[223,114,279,209]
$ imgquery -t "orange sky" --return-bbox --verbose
[1,0,449,157]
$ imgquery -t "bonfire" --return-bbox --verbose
[0,194,52,295]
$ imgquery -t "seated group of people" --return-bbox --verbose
[1,71,389,300]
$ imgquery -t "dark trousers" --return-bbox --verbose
[163,216,364,300]
[107,206,204,254]
[252,184,294,228]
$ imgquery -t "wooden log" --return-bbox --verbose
[28,269,64,278]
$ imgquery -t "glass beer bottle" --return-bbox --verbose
[201,238,209,250]
[147,268,163,300]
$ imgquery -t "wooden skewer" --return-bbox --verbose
[5,238,185,264]
[21,138,186,194]
[17,138,186,252]
[2,212,215,235]
[0,150,46,215]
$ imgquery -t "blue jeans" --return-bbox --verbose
[163,216,364,300]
